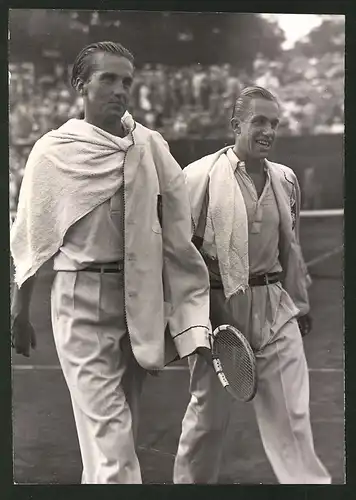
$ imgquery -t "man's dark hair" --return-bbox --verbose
[70,41,134,90]
[232,86,279,121]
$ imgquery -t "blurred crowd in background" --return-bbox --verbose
[9,58,344,145]
[9,11,344,216]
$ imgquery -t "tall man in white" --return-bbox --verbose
[174,86,331,484]
[10,41,212,484]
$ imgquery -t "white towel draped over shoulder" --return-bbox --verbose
[184,149,249,300]
[208,154,249,298]
[10,112,135,288]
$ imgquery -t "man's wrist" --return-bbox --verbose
[11,299,29,320]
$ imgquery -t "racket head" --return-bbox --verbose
[210,324,257,402]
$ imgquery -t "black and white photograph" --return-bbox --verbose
[9,9,344,485]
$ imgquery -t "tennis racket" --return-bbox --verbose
[210,324,257,402]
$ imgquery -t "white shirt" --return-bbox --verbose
[53,187,124,270]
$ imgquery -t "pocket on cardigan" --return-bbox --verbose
[152,195,163,234]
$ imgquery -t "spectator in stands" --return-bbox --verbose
[10,103,34,141]
[191,64,206,107]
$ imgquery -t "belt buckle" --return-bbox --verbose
[264,274,269,285]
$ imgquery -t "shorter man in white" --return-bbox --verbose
[173,86,331,484]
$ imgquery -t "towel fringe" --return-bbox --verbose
[224,282,249,301]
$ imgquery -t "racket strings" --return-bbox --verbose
[214,330,256,400]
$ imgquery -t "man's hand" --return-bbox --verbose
[195,346,213,367]
[298,313,313,337]
[10,274,38,357]
[11,312,36,357]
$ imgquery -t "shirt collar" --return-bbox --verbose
[226,147,268,173]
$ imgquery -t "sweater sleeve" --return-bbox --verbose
[150,132,211,357]
[283,170,312,316]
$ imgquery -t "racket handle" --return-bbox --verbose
[212,358,229,388]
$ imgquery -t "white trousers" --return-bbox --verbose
[51,270,146,484]
[174,299,331,484]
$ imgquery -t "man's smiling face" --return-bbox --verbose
[234,97,280,160]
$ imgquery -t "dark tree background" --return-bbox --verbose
[293,15,345,58]
[9,9,285,70]
[8,11,344,211]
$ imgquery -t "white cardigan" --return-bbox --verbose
[10,115,211,369]
[183,146,311,317]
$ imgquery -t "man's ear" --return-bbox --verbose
[231,117,241,135]
[76,79,87,96]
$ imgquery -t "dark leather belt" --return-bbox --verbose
[83,262,124,273]
[210,272,281,290]
[249,272,281,287]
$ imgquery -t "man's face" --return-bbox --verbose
[82,52,134,123]
[233,98,280,160]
